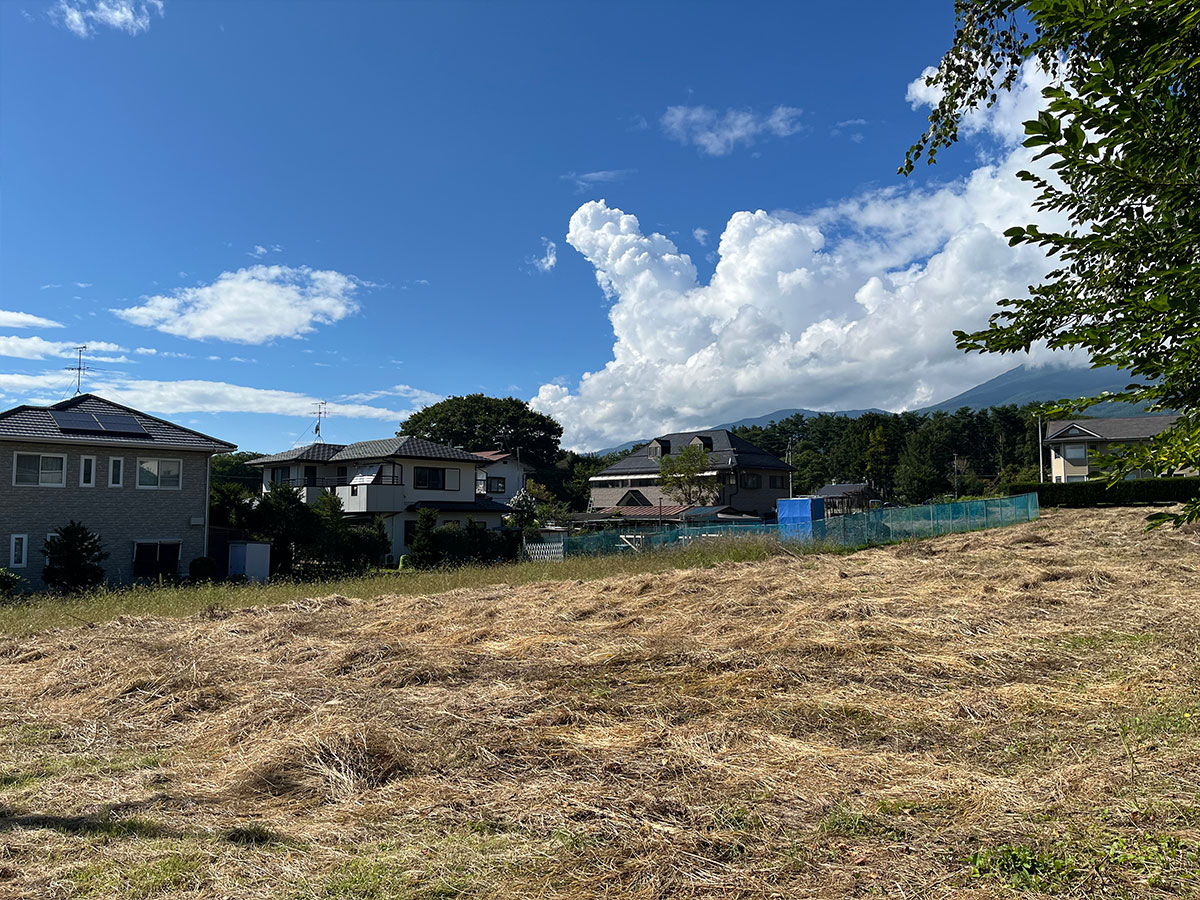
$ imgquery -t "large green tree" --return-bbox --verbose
[398,394,563,469]
[658,445,722,505]
[910,0,1200,523]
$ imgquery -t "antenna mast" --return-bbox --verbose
[311,401,329,442]
[65,346,89,394]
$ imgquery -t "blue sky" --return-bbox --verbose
[0,1,1063,452]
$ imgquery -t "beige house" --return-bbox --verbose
[1043,415,1187,482]
[588,429,792,517]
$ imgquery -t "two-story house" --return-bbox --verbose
[248,437,511,560]
[0,393,236,590]
[471,450,536,505]
[588,429,793,517]
[1043,415,1191,481]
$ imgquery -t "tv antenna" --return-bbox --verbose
[311,401,328,442]
[65,346,89,394]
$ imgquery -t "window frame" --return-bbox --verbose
[768,475,785,490]
[12,451,67,488]
[9,534,27,569]
[80,455,97,488]
[740,472,762,489]
[413,466,447,490]
[136,457,183,491]
[109,456,124,488]
[1063,443,1088,462]
[486,475,506,494]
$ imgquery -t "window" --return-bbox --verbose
[336,466,348,484]
[740,473,762,489]
[13,452,66,487]
[9,535,27,569]
[1063,443,1088,462]
[109,457,124,487]
[403,519,418,547]
[768,475,785,490]
[80,456,96,488]
[133,541,181,578]
[486,476,506,493]
[414,466,445,489]
[1066,475,1088,483]
[414,466,461,491]
[271,465,290,484]
[137,458,182,490]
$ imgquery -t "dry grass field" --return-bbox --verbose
[2,507,1199,899]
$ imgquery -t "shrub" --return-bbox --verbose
[188,556,218,582]
[0,567,26,602]
[405,508,441,569]
[405,511,520,570]
[42,521,109,594]
[1006,477,1200,508]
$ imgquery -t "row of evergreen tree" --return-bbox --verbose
[729,405,1043,503]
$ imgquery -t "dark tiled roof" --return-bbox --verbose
[405,498,513,513]
[0,393,236,453]
[470,449,534,467]
[594,429,792,477]
[248,443,347,466]
[1045,415,1179,442]
[331,436,485,463]
[814,483,871,498]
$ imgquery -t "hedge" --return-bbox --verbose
[1005,477,1200,508]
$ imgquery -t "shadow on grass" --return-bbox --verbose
[0,805,172,838]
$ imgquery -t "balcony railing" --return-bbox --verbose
[269,475,404,488]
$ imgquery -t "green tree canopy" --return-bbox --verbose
[658,445,722,506]
[398,394,563,469]
[911,0,1200,523]
[43,521,109,593]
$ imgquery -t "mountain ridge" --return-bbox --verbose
[591,365,1146,455]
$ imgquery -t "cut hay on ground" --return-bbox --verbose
[2,507,1199,898]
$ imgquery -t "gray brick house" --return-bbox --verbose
[588,429,793,517]
[0,394,236,590]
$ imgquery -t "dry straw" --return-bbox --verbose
[1,507,1199,898]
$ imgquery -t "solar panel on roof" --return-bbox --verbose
[95,413,149,435]
[49,410,105,433]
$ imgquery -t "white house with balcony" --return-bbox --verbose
[248,437,511,559]
[470,449,536,505]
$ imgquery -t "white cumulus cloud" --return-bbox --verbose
[532,65,1072,450]
[661,104,803,156]
[692,227,709,246]
[50,0,164,38]
[111,265,364,344]
[0,310,64,329]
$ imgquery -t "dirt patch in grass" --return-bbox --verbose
[1,507,1199,897]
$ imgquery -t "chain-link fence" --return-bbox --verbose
[561,493,1040,557]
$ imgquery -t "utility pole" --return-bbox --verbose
[1037,415,1045,483]
[953,453,960,499]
